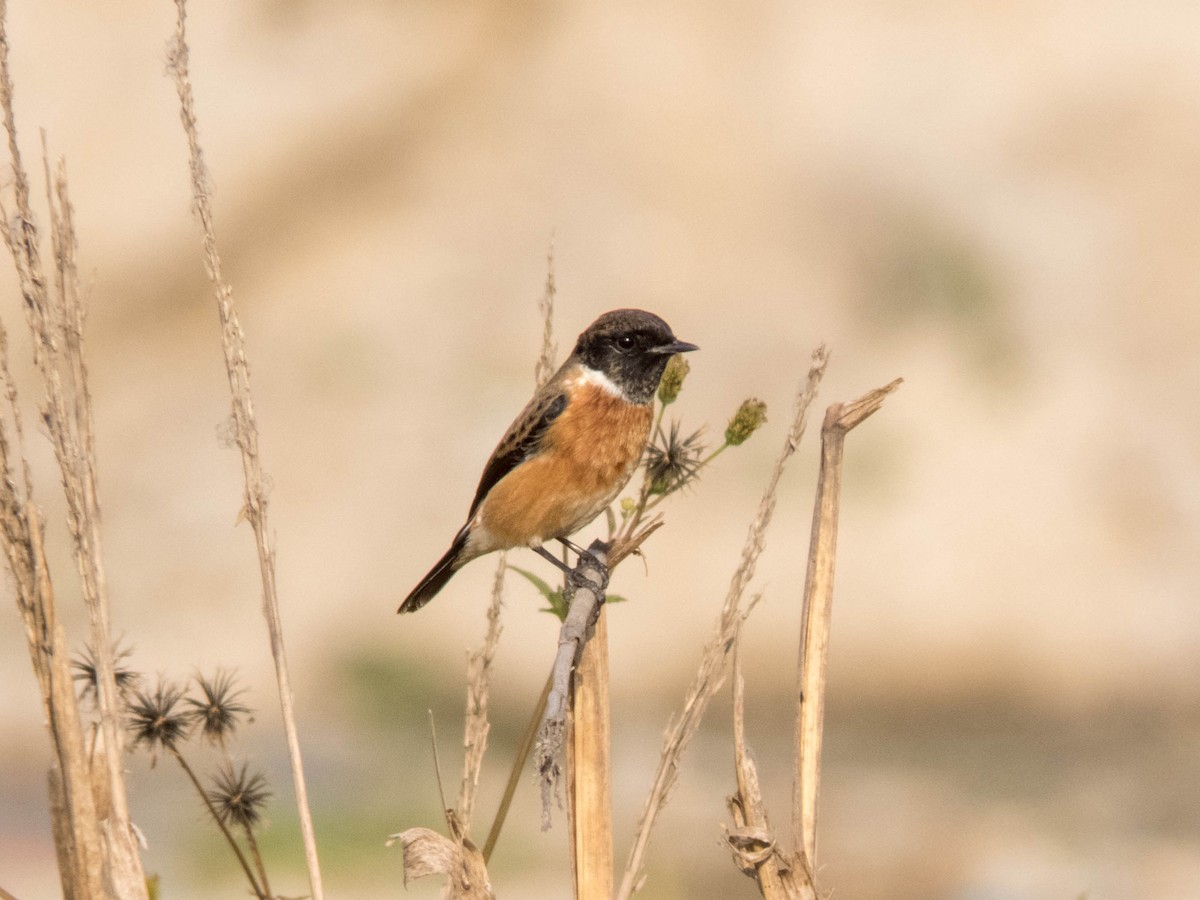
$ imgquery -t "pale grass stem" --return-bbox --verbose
[168,2,323,896]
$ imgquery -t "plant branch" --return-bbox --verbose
[535,542,609,829]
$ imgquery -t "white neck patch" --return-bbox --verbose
[575,364,626,399]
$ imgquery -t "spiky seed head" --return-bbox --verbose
[645,420,705,496]
[725,398,768,446]
[185,669,251,745]
[127,679,191,753]
[208,762,271,829]
[72,642,141,707]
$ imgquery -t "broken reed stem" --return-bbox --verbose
[568,605,613,899]
[169,3,323,896]
[727,610,813,899]
[793,378,902,877]
[615,346,829,900]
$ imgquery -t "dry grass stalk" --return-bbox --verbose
[534,235,558,389]
[168,2,323,895]
[792,378,903,880]
[457,553,506,829]
[615,346,829,900]
[568,605,613,898]
[0,6,146,894]
[726,613,815,899]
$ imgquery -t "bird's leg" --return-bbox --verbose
[535,544,575,576]
[556,537,611,585]
[537,542,610,596]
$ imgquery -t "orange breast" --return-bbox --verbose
[474,383,652,551]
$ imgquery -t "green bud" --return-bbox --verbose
[725,398,767,446]
[657,354,690,406]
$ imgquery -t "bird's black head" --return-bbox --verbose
[573,309,698,404]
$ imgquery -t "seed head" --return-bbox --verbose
[645,421,705,496]
[208,762,271,829]
[72,642,140,707]
[725,398,768,446]
[657,354,690,406]
[185,669,251,745]
[127,679,191,753]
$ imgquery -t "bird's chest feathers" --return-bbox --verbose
[550,378,653,481]
[470,377,652,550]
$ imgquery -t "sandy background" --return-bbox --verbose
[1,1,1198,897]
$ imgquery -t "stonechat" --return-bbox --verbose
[399,308,698,613]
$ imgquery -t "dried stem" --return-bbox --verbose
[457,553,506,831]
[616,346,829,900]
[171,749,266,900]
[568,605,613,898]
[726,609,814,899]
[535,235,558,390]
[793,378,902,877]
[168,3,323,896]
[0,5,146,894]
[535,542,609,829]
[482,672,552,862]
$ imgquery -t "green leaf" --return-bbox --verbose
[510,565,568,621]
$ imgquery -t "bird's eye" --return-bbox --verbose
[615,334,637,351]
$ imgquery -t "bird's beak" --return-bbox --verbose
[651,339,699,355]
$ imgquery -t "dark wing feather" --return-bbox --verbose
[467,389,567,518]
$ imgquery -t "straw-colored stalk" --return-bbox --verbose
[568,605,613,898]
[168,3,323,896]
[615,347,829,900]
[0,5,147,894]
[792,379,903,878]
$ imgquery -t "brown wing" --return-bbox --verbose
[467,388,568,518]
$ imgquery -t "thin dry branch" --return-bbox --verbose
[792,378,902,877]
[616,346,829,900]
[168,3,323,896]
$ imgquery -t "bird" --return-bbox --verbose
[398,308,698,614]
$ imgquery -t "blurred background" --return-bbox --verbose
[1,1,1197,897]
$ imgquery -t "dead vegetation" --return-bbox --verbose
[0,1,900,896]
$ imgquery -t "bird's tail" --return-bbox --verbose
[398,526,470,614]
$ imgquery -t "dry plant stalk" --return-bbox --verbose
[457,553,506,829]
[727,618,815,900]
[616,346,829,900]
[403,250,558,890]
[0,5,147,895]
[723,377,900,898]
[535,543,610,825]
[168,2,323,896]
[792,378,903,878]
[567,586,613,899]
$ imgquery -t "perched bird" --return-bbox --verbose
[399,308,698,613]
